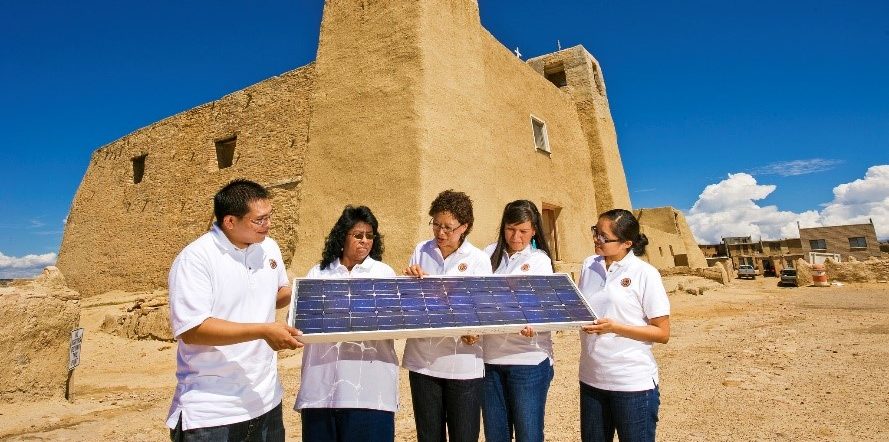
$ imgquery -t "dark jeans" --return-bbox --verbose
[300,408,395,442]
[482,360,554,442]
[170,402,284,442]
[579,382,660,442]
[408,371,484,442]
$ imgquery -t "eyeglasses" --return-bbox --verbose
[590,226,621,244]
[429,220,464,235]
[249,216,271,227]
[349,232,376,240]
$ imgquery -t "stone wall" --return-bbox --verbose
[0,270,81,401]
[659,265,729,285]
[100,295,173,342]
[824,258,889,283]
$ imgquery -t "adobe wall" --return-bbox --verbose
[57,66,315,296]
[412,2,602,265]
[292,0,607,272]
[799,223,882,261]
[291,0,427,274]
[824,258,889,282]
[0,269,80,401]
[636,207,707,269]
[526,47,631,212]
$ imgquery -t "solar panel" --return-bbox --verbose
[287,274,597,344]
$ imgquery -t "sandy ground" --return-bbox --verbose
[1,277,887,441]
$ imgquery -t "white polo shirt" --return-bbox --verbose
[577,252,670,391]
[165,224,289,430]
[295,257,400,412]
[482,244,554,365]
[402,239,493,379]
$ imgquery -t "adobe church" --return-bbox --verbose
[57,0,705,296]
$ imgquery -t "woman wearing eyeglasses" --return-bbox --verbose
[577,209,670,442]
[482,200,555,442]
[295,205,399,442]
[403,189,493,442]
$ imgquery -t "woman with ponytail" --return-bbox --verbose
[577,209,670,442]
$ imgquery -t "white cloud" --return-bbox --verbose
[0,251,57,279]
[750,158,844,177]
[819,165,889,238]
[686,166,889,244]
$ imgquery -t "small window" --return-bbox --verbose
[132,154,147,184]
[669,245,674,256]
[849,237,867,248]
[544,63,567,88]
[531,116,550,153]
[216,136,236,169]
[809,239,826,251]
[659,247,663,256]
[541,204,560,260]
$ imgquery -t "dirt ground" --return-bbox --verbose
[1,277,887,441]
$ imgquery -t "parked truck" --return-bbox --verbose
[738,264,757,279]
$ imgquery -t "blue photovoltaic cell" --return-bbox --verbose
[290,274,596,336]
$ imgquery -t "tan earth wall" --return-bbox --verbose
[636,207,707,269]
[0,282,80,401]
[292,0,605,273]
[417,16,603,264]
[58,0,641,291]
[291,0,428,274]
[799,223,882,261]
[57,66,315,296]
[527,46,631,212]
[824,258,889,282]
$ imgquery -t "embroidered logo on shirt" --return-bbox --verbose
[621,277,631,287]
[269,259,278,269]
[521,263,530,272]
[458,263,468,272]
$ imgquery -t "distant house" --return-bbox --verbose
[703,236,804,276]
[798,220,881,262]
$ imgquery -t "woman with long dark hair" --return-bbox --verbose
[295,205,399,442]
[577,209,670,442]
[482,200,555,442]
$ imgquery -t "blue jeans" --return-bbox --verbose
[482,360,554,442]
[300,408,395,442]
[169,402,284,442]
[579,382,660,442]
[408,371,484,442]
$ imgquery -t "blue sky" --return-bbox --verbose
[2,0,888,277]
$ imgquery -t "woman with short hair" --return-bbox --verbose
[295,205,399,442]
[578,209,670,442]
[403,189,493,442]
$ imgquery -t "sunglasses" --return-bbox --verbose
[350,232,376,240]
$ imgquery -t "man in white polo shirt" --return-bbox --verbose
[166,179,303,441]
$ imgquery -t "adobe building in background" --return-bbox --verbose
[799,220,881,262]
[57,0,699,296]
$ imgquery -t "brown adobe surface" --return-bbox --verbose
[0,277,887,441]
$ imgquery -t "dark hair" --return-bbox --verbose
[428,189,474,241]
[320,205,385,270]
[599,209,648,256]
[490,200,555,271]
[213,179,269,225]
